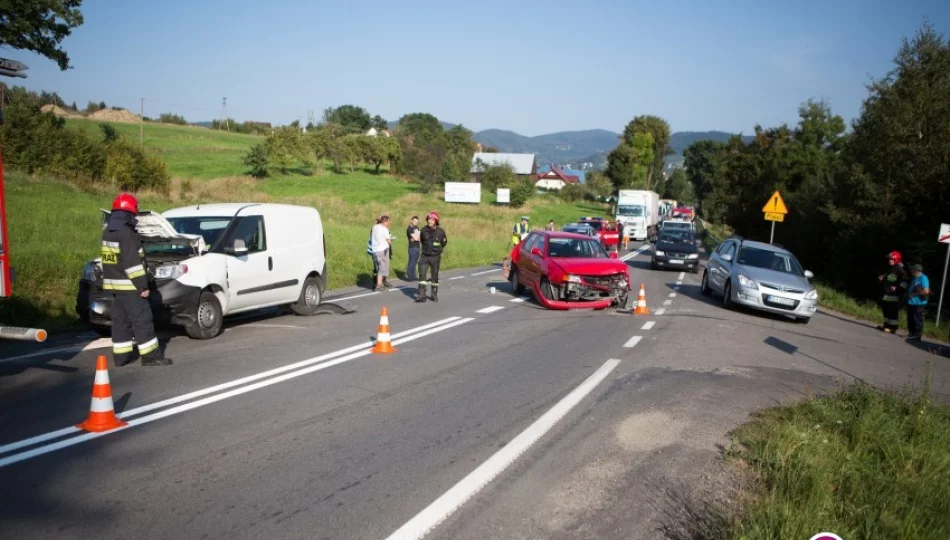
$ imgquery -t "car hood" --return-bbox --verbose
[100,209,206,252]
[550,257,628,276]
[655,240,697,254]
[736,265,812,291]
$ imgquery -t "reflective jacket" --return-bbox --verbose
[420,225,448,257]
[101,211,148,294]
[881,263,907,303]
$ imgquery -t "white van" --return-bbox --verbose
[78,203,327,339]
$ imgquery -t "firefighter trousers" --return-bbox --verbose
[418,254,441,289]
[881,301,901,332]
[112,293,162,366]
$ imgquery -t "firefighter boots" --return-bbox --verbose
[431,285,439,302]
[415,284,427,303]
[141,353,173,367]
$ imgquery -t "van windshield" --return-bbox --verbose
[165,216,232,249]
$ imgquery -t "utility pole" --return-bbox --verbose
[220,97,229,132]
[139,98,144,147]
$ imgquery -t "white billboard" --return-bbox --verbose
[497,188,510,204]
[444,182,481,204]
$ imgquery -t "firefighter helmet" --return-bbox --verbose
[426,211,440,224]
[887,251,902,264]
[112,193,139,215]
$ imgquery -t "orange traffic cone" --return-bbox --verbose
[371,306,398,354]
[633,283,650,315]
[77,355,128,433]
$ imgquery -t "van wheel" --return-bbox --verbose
[185,291,224,339]
[292,276,323,316]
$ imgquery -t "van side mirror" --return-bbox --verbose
[804,270,814,279]
[530,247,543,256]
[229,238,249,256]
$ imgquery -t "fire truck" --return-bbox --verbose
[0,57,48,342]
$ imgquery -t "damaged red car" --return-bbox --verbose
[505,231,631,310]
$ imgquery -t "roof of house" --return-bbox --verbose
[536,165,580,184]
[471,152,536,175]
[538,165,586,184]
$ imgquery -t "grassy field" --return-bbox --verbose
[1,169,609,331]
[717,382,950,539]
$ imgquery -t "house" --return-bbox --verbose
[534,165,581,190]
[365,127,392,137]
[470,152,537,182]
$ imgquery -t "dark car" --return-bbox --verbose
[651,229,700,273]
[561,222,597,238]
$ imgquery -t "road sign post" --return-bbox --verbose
[762,191,788,244]
[936,224,950,327]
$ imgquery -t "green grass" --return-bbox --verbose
[66,118,261,179]
[721,381,950,540]
[1,172,609,331]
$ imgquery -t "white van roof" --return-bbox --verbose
[162,203,320,219]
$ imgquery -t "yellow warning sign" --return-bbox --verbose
[762,191,788,214]
[764,212,785,222]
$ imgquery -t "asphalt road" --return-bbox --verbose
[1,242,948,539]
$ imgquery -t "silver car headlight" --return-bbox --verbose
[687,253,699,259]
[154,264,187,280]
[737,273,759,290]
[83,261,98,281]
[805,289,819,300]
[654,250,666,257]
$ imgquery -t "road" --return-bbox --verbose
[1,241,948,539]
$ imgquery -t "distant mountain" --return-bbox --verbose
[473,129,619,168]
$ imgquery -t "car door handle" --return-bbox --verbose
[268,256,273,271]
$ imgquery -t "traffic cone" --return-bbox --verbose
[633,283,650,315]
[371,306,398,354]
[77,355,128,433]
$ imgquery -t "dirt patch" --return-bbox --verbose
[615,410,687,452]
[88,108,141,123]
[40,104,82,119]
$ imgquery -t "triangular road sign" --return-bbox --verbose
[762,191,788,214]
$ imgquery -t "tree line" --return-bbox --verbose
[683,23,950,304]
[604,114,695,203]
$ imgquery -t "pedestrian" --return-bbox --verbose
[617,221,626,251]
[546,220,556,231]
[906,263,930,341]
[406,215,421,282]
[371,215,393,291]
[416,211,448,303]
[878,250,908,334]
[101,193,172,367]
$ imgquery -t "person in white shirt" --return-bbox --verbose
[371,216,393,290]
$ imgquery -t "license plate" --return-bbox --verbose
[669,259,684,264]
[91,301,105,315]
[767,295,795,306]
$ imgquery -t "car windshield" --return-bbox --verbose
[658,231,694,245]
[582,221,604,231]
[165,216,233,249]
[617,205,643,217]
[547,237,608,259]
[737,246,804,276]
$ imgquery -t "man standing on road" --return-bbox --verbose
[416,211,448,303]
[512,216,530,247]
[906,263,930,341]
[371,216,393,291]
[878,251,908,334]
[101,193,172,367]
[406,216,421,282]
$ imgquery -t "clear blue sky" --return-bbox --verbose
[7,0,949,136]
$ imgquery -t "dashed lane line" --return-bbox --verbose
[678,272,686,280]
[449,276,466,281]
[470,269,501,277]
[509,297,529,303]
[655,309,666,316]
[640,321,655,330]
[669,293,677,298]
[476,306,506,314]
[623,336,643,348]
[663,300,672,306]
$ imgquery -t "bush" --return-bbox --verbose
[559,183,586,202]
[105,141,170,193]
[477,163,516,193]
[158,112,188,125]
[510,179,534,208]
[243,143,269,178]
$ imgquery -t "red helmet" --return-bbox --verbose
[887,251,902,264]
[112,193,139,215]
[426,211,440,223]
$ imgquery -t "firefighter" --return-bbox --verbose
[511,216,530,246]
[416,211,448,303]
[878,250,908,334]
[102,193,172,366]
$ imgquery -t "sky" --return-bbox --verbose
[5,0,949,136]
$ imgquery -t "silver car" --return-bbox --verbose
[701,237,818,323]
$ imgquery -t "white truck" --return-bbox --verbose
[614,190,659,242]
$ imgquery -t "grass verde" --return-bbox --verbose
[1,118,613,330]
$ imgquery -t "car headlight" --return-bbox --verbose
[83,261,98,281]
[805,289,819,300]
[563,274,583,283]
[687,253,699,259]
[154,264,187,280]
[737,273,758,290]
[654,250,666,257]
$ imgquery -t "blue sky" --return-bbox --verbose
[6,0,948,136]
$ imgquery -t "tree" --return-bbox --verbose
[683,139,725,209]
[509,179,534,208]
[0,0,84,70]
[371,115,388,132]
[400,142,445,194]
[264,126,304,173]
[441,124,476,181]
[606,132,654,190]
[477,163,516,192]
[664,168,694,203]
[243,143,269,178]
[99,123,118,143]
[396,112,443,146]
[621,115,672,190]
[325,105,371,133]
[585,171,614,200]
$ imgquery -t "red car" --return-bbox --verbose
[505,231,631,310]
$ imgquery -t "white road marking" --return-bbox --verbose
[663,299,673,306]
[620,244,652,261]
[676,281,683,286]
[476,306,505,314]
[655,309,666,316]
[678,272,685,280]
[509,297,529,303]
[0,316,465,459]
[640,321,655,330]
[389,286,414,291]
[470,269,500,276]
[449,276,466,281]
[623,336,643,348]
[0,338,113,364]
[327,291,380,302]
[384,358,621,540]
[669,293,677,298]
